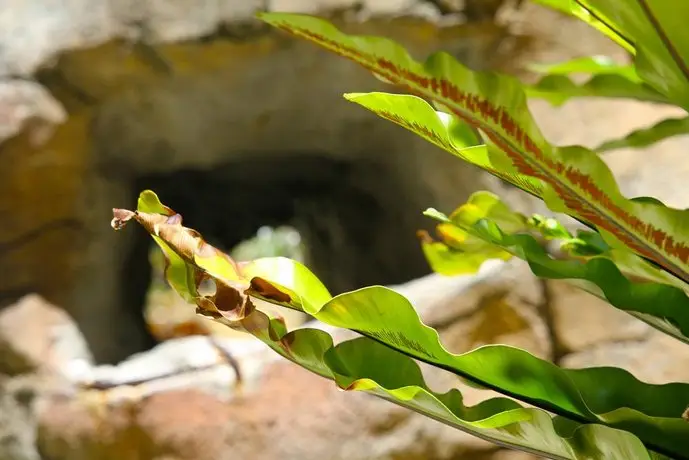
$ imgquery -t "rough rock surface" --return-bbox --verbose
[561,331,689,385]
[0,376,42,460]
[39,363,495,460]
[549,281,651,354]
[0,294,93,376]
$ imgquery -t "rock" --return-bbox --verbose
[0,80,66,144]
[489,450,540,460]
[38,356,507,460]
[561,330,689,385]
[269,0,360,15]
[0,294,93,376]
[0,0,267,77]
[37,361,484,460]
[0,376,41,460]
[432,260,552,360]
[268,0,438,18]
[601,104,689,208]
[548,280,651,353]
[77,335,275,396]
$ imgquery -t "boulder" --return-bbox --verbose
[0,294,92,376]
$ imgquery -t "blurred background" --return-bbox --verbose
[2,0,688,459]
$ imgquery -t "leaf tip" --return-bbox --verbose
[416,229,434,244]
[342,92,367,101]
[111,208,136,230]
[423,208,451,223]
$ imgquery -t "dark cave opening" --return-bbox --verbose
[118,152,434,356]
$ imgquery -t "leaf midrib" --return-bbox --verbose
[574,0,636,50]
[633,0,689,84]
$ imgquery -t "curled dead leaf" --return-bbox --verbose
[111,204,257,325]
[111,208,136,230]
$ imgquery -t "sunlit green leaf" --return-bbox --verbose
[524,55,669,106]
[307,286,689,458]
[419,191,528,275]
[113,197,664,459]
[525,73,669,106]
[241,256,333,313]
[345,92,544,198]
[528,56,640,80]
[422,191,689,345]
[597,116,689,152]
